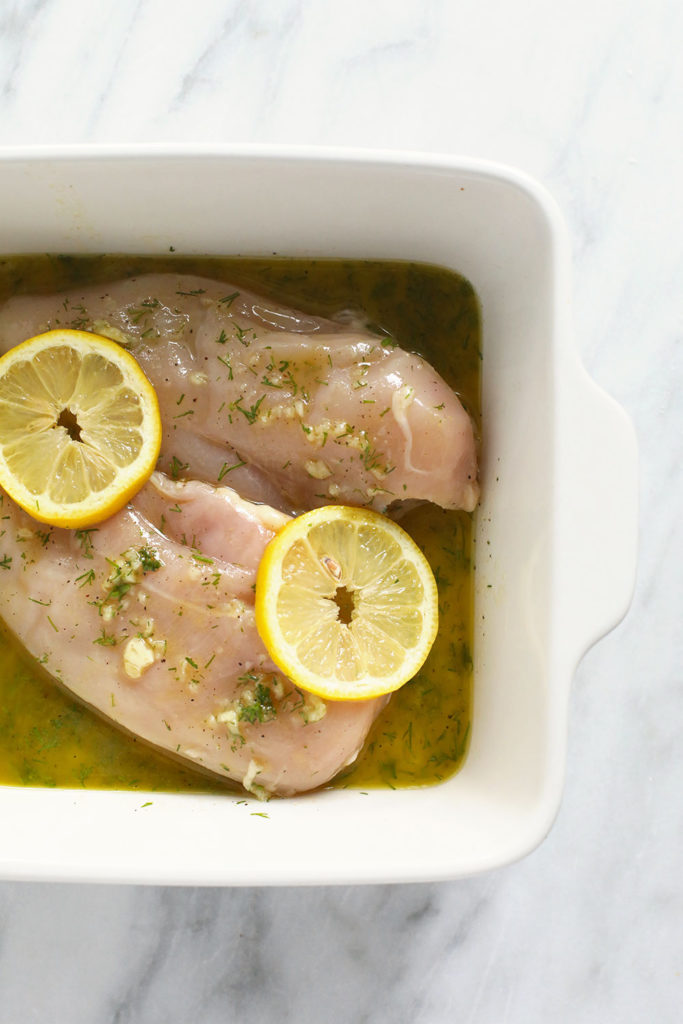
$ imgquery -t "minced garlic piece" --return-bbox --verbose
[91,320,134,346]
[271,678,285,700]
[301,692,327,724]
[266,404,296,421]
[223,598,248,619]
[179,659,195,683]
[123,636,158,679]
[242,758,266,796]
[216,708,242,736]
[305,459,332,480]
[107,548,144,587]
[341,432,366,452]
[100,547,149,618]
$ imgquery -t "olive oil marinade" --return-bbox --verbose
[0,255,480,793]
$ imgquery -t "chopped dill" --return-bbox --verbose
[93,629,117,646]
[138,547,161,573]
[74,528,98,559]
[238,682,276,724]
[218,460,246,481]
[233,395,265,424]
[170,455,189,479]
[217,353,233,379]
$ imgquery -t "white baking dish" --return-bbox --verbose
[0,146,637,885]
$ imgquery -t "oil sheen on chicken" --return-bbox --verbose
[0,274,479,514]
[0,474,386,797]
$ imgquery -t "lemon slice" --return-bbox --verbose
[255,505,439,700]
[0,329,161,528]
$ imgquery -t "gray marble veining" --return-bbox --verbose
[0,0,681,1021]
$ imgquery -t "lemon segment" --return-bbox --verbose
[255,506,439,700]
[0,330,161,527]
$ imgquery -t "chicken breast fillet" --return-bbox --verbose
[0,474,385,797]
[0,273,479,513]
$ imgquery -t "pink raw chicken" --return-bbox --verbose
[0,273,479,514]
[0,273,479,797]
[0,474,385,797]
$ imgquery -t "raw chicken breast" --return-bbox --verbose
[0,474,385,797]
[0,274,479,513]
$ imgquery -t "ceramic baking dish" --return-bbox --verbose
[0,146,637,885]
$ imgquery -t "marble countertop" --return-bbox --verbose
[0,1,680,1021]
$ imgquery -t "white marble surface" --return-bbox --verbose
[0,0,681,1021]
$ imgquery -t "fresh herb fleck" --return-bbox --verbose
[93,629,117,646]
[138,547,162,573]
[170,455,189,479]
[238,682,276,724]
[218,460,246,481]
[74,529,98,559]
[217,353,233,379]
[191,550,214,565]
[233,395,265,424]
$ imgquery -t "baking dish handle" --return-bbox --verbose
[558,360,639,664]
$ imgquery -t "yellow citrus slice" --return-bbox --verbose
[0,329,161,528]
[255,505,439,700]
